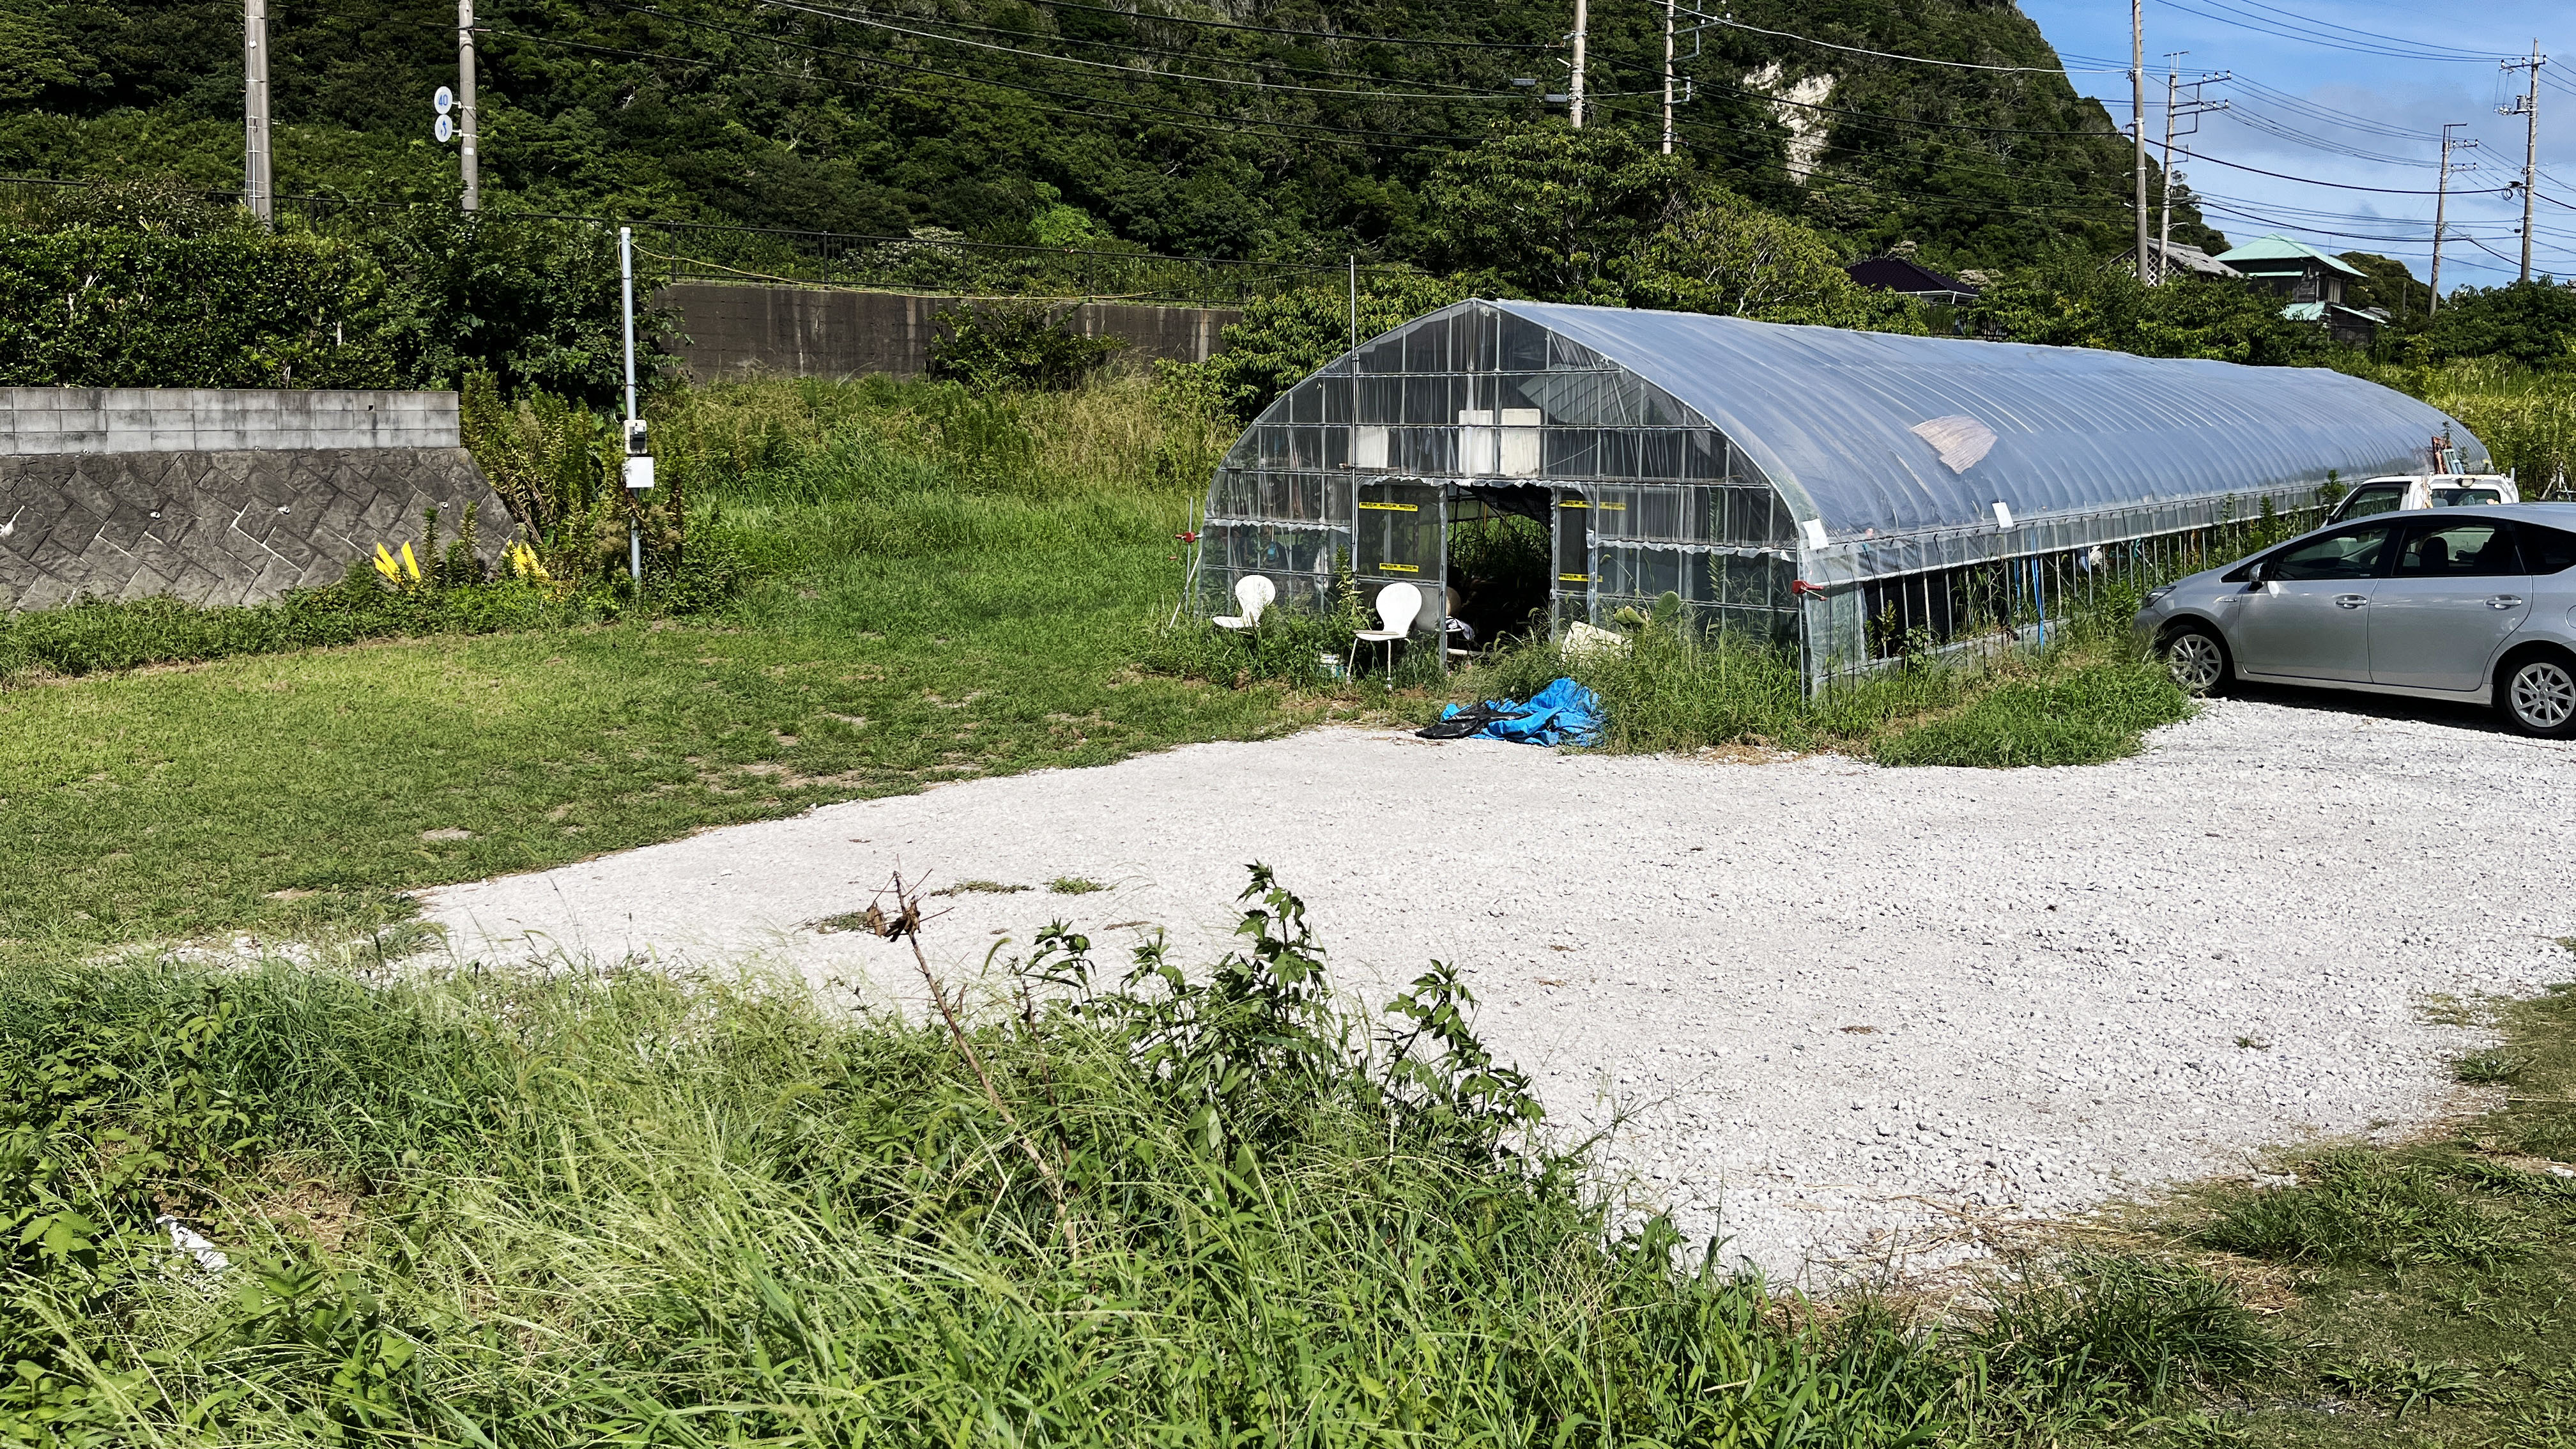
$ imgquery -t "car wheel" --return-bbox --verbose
[2499,651,2576,739]
[2161,624,2231,696]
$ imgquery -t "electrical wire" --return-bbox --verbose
[479,29,1485,152]
[746,0,1530,100]
[2151,0,2513,63]
[1691,14,2146,75]
[600,0,1513,98]
[2171,144,2510,194]
[949,0,1557,51]
[2187,0,2516,62]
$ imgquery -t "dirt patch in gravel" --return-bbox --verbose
[424,694,2576,1285]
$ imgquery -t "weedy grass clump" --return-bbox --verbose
[0,869,2273,1446]
[2195,1148,2527,1271]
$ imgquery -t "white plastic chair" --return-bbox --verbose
[1349,581,1422,676]
[1212,574,1275,632]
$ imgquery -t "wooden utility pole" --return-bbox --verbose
[2131,0,2150,284]
[1569,0,1588,128]
[459,0,479,210]
[1661,0,1676,154]
[2499,43,2543,282]
[243,0,272,226]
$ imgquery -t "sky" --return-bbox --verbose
[2017,0,2574,288]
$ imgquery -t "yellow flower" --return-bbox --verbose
[373,544,402,584]
[398,543,421,582]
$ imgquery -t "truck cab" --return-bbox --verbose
[2327,473,2519,525]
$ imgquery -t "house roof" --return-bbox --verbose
[1846,255,1978,298]
[2214,234,2368,278]
[2281,301,2384,325]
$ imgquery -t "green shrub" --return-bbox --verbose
[928,300,1126,392]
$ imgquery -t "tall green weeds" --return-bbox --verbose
[0,870,2271,1445]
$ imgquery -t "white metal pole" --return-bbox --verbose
[1569,0,1588,128]
[622,226,641,593]
[244,0,272,227]
[1662,0,1676,154]
[458,0,479,211]
[2131,0,2150,284]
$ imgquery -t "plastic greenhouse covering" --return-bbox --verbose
[1195,298,2490,684]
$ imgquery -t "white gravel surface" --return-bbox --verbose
[423,695,2576,1285]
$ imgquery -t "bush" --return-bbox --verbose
[928,300,1126,392]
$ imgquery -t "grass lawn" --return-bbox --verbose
[0,543,1319,955]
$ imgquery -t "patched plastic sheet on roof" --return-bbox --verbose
[1497,300,2487,542]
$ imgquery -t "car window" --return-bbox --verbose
[2271,523,2395,581]
[2338,484,2407,519]
[2522,521,2576,574]
[2395,519,2522,577]
[2431,487,2506,507]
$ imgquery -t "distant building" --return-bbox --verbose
[2216,234,2382,346]
[2115,240,2241,285]
[1845,255,1980,308]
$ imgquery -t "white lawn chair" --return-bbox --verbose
[1349,581,1422,677]
[1212,575,1275,632]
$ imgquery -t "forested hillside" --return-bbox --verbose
[0,0,2218,273]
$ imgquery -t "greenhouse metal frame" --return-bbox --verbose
[1195,298,2489,686]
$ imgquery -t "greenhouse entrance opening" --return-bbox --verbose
[1445,486,1553,652]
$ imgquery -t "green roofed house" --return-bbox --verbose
[2214,234,2387,347]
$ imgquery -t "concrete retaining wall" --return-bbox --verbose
[0,388,509,611]
[658,282,1239,382]
[0,388,459,454]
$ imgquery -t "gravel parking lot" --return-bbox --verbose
[426,691,2576,1284]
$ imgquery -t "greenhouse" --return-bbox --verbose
[1194,298,2487,684]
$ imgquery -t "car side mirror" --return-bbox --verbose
[2244,559,2269,588]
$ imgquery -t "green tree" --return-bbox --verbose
[1182,272,1478,422]
[1970,245,2326,365]
[1422,122,1689,303]
[2414,279,2576,367]
[1627,183,1917,330]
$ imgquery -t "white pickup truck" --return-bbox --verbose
[2326,472,2519,525]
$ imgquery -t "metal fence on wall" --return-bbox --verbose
[0,176,1387,309]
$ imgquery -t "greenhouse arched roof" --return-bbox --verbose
[1497,300,2485,540]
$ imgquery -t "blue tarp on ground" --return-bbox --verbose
[1431,677,1605,747]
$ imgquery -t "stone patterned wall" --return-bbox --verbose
[0,447,512,611]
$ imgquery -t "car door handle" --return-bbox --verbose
[2488,595,2525,610]
[2334,595,2368,609]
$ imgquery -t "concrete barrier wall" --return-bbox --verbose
[1,388,508,611]
[657,282,1239,382]
[0,388,459,454]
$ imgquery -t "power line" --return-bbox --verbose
[2172,143,2511,194]
[2151,0,2513,63]
[967,0,1558,51]
[480,29,1481,152]
[2195,0,2515,61]
[1692,14,2155,75]
[748,0,1531,101]
[602,0,1511,98]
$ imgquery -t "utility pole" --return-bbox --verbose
[1661,0,1676,154]
[2131,0,2150,284]
[2499,42,2543,283]
[2156,65,2227,286]
[243,0,272,227]
[2158,57,2181,285]
[458,0,479,211]
[2431,122,2476,314]
[1568,0,1588,128]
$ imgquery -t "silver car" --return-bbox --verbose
[2132,502,2576,739]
